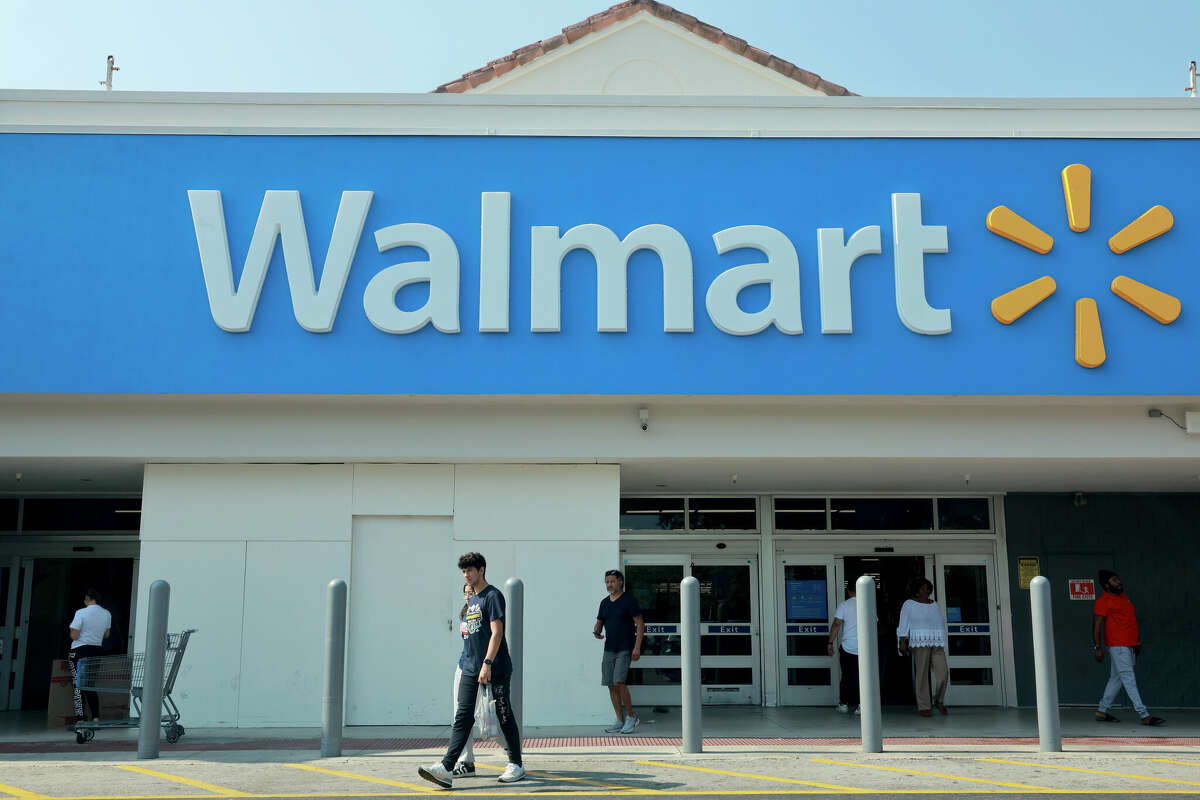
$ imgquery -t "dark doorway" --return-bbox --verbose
[21,558,134,709]
[843,555,928,706]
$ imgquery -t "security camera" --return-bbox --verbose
[638,407,649,432]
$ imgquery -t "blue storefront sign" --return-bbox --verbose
[3,134,1197,394]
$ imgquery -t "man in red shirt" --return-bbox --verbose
[1092,569,1164,726]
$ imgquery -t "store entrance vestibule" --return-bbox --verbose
[843,555,926,705]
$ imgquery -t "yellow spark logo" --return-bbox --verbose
[985,164,1181,368]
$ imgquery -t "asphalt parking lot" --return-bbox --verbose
[3,750,1200,798]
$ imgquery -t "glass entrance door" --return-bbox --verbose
[934,555,1002,705]
[693,559,760,705]
[778,557,837,705]
[623,556,760,706]
[1,558,32,711]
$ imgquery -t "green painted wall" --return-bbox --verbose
[1004,493,1200,708]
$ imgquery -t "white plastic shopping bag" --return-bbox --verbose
[475,684,501,740]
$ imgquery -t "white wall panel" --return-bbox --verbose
[352,464,453,516]
[142,464,353,541]
[135,540,246,726]
[346,517,457,725]
[453,465,619,541]
[238,540,350,725]
[513,540,618,725]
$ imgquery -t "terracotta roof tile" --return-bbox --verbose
[433,0,855,95]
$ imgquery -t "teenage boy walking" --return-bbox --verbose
[1092,569,1165,726]
[419,553,525,789]
[593,569,644,734]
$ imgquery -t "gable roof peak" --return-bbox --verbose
[434,0,855,96]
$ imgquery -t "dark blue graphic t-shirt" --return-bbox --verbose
[458,584,512,677]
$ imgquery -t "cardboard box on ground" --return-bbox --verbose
[47,659,130,729]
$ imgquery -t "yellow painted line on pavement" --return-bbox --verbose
[813,758,1057,792]
[284,764,434,793]
[113,766,250,797]
[35,790,1200,798]
[0,780,48,800]
[1148,758,1200,767]
[635,760,866,793]
[979,758,1200,788]
[472,761,656,793]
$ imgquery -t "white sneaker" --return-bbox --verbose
[451,761,475,777]
[417,762,452,789]
[836,703,850,713]
[603,719,624,733]
[498,763,526,783]
[853,706,861,716]
[620,715,640,734]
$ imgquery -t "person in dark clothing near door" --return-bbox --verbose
[1092,569,1165,726]
[828,583,860,714]
[68,588,111,722]
[419,553,524,789]
[593,569,645,734]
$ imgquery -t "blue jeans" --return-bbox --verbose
[1099,645,1148,718]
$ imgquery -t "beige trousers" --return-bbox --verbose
[912,646,949,711]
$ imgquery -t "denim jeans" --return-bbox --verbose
[442,672,521,770]
[1099,645,1148,717]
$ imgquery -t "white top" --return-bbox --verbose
[69,604,111,649]
[833,598,859,654]
[896,599,946,649]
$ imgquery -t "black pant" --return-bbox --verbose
[69,645,104,721]
[443,672,521,769]
[839,647,860,707]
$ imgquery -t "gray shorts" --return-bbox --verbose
[601,650,632,686]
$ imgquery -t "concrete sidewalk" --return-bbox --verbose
[2,706,1198,756]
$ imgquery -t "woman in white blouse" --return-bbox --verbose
[896,577,948,717]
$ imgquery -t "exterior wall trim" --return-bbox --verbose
[2,91,1199,138]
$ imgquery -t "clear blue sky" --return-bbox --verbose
[2,0,1196,96]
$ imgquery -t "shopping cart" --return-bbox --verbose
[70,628,197,745]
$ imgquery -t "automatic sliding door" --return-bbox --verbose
[778,558,836,705]
[623,558,685,707]
[935,555,1002,705]
[693,559,759,705]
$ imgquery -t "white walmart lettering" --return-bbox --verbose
[188,190,950,336]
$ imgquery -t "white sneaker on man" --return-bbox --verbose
[603,719,624,733]
[498,763,526,783]
[417,762,453,789]
[620,715,640,734]
[836,703,850,713]
[451,761,475,777]
[853,706,862,716]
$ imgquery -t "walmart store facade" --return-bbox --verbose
[1,92,1199,725]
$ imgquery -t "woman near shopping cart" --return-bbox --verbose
[67,588,111,722]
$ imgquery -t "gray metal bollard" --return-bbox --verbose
[855,574,883,753]
[322,579,348,758]
[503,577,524,726]
[1030,575,1062,752]
[680,575,702,753]
[137,580,170,759]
